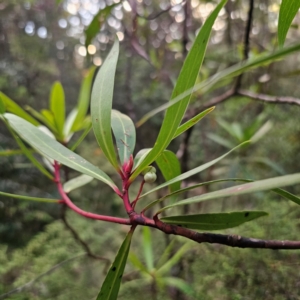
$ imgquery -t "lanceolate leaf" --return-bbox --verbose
[156,150,181,193]
[130,0,227,181]
[143,178,300,212]
[173,107,215,139]
[0,92,39,125]
[136,43,300,126]
[97,230,133,300]
[85,4,117,48]
[142,227,154,271]
[0,95,5,114]
[91,39,119,170]
[141,142,248,198]
[161,211,268,231]
[71,67,96,132]
[158,173,300,213]
[50,81,65,137]
[111,110,136,165]
[63,174,94,193]
[5,114,117,190]
[278,0,300,47]
[0,191,59,203]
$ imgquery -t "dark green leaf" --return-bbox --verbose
[97,230,133,300]
[72,67,96,132]
[85,4,118,48]
[91,39,119,170]
[0,92,39,125]
[5,114,117,190]
[161,211,268,230]
[130,0,227,181]
[278,0,300,46]
[50,81,65,137]
[111,110,136,165]
[156,150,181,193]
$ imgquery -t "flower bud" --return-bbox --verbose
[144,171,157,183]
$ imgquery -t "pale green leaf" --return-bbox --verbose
[141,142,248,199]
[97,230,133,300]
[0,92,39,125]
[131,0,227,181]
[111,110,136,165]
[158,173,300,213]
[50,81,65,136]
[278,0,300,46]
[91,39,119,170]
[5,114,117,190]
[142,227,154,271]
[70,121,92,152]
[161,211,268,230]
[173,107,215,139]
[206,133,235,149]
[63,174,94,193]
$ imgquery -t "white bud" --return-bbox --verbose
[144,172,157,183]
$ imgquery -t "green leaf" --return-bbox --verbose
[25,106,58,134]
[173,107,215,139]
[156,242,192,276]
[71,67,96,132]
[133,148,152,170]
[50,81,65,137]
[131,0,227,181]
[142,227,154,271]
[0,191,59,203]
[70,121,92,152]
[85,4,118,48]
[0,92,39,125]
[63,174,94,193]
[144,178,300,212]
[158,173,300,213]
[0,149,35,156]
[159,277,196,298]
[63,108,78,140]
[5,114,118,190]
[91,39,119,170]
[97,230,133,300]
[161,211,268,231]
[156,150,181,193]
[136,43,300,126]
[2,117,53,179]
[278,0,300,46]
[128,253,149,274]
[0,94,6,114]
[111,110,136,165]
[141,142,248,199]
[206,133,235,149]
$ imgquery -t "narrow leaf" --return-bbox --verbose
[136,43,300,126]
[0,191,59,203]
[133,148,152,170]
[158,173,300,213]
[129,253,149,274]
[71,67,96,132]
[206,133,235,149]
[50,81,65,136]
[70,121,92,151]
[143,227,154,271]
[141,142,248,198]
[278,0,300,46]
[173,107,215,139]
[63,108,77,140]
[85,4,117,48]
[0,95,6,114]
[159,277,196,298]
[156,150,181,193]
[91,39,119,170]
[5,114,117,190]
[97,230,133,300]
[0,92,39,125]
[111,110,136,165]
[131,0,227,181]
[161,211,268,231]
[63,175,94,193]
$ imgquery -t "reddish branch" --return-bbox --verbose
[53,161,300,250]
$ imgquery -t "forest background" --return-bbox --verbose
[1,0,300,299]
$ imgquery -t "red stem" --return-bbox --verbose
[131,180,145,209]
[54,162,131,225]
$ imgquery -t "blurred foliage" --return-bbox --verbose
[1,0,300,299]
